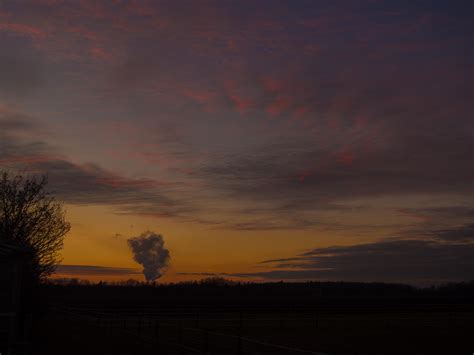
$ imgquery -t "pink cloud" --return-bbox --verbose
[223,79,254,114]
[65,26,100,41]
[89,46,112,61]
[336,151,354,166]
[261,76,282,92]
[397,208,431,222]
[298,171,313,183]
[0,154,63,165]
[266,96,292,116]
[96,177,174,189]
[182,88,219,111]
[0,22,46,38]
[292,106,311,119]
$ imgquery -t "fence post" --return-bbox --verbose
[202,329,209,354]
[239,311,244,332]
[24,313,33,355]
[279,309,285,329]
[237,335,243,354]
[195,309,200,329]
[238,313,243,355]
[154,318,160,345]
[8,312,17,355]
[178,320,184,355]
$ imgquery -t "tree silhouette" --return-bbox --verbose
[0,171,70,281]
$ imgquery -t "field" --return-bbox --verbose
[32,282,474,355]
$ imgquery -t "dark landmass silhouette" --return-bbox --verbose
[27,280,474,355]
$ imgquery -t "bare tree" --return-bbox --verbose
[0,171,70,281]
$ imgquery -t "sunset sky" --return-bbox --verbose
[0,0,472,285]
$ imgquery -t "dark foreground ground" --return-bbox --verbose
[31,281,474,355]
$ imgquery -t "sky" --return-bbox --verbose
[0,0,473,285]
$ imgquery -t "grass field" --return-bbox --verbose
[34,302,473,355]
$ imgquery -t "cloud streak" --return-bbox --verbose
[197,127,474,230]
[55,264,140,276]
[0,108,194,219]
[183,233,473,285]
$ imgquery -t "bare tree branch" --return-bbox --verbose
[0,171,71,281]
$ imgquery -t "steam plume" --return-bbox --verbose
[127,231,170,282]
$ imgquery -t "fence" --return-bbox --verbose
[52,305,330,354]
[50,303,474,355]
[0,311,32,355]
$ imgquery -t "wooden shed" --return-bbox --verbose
[0,239,34,355]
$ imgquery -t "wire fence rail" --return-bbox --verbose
[0,311,34,355]
[52,306,331,355]
[50,303,474,355]
[50,304,473,329]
